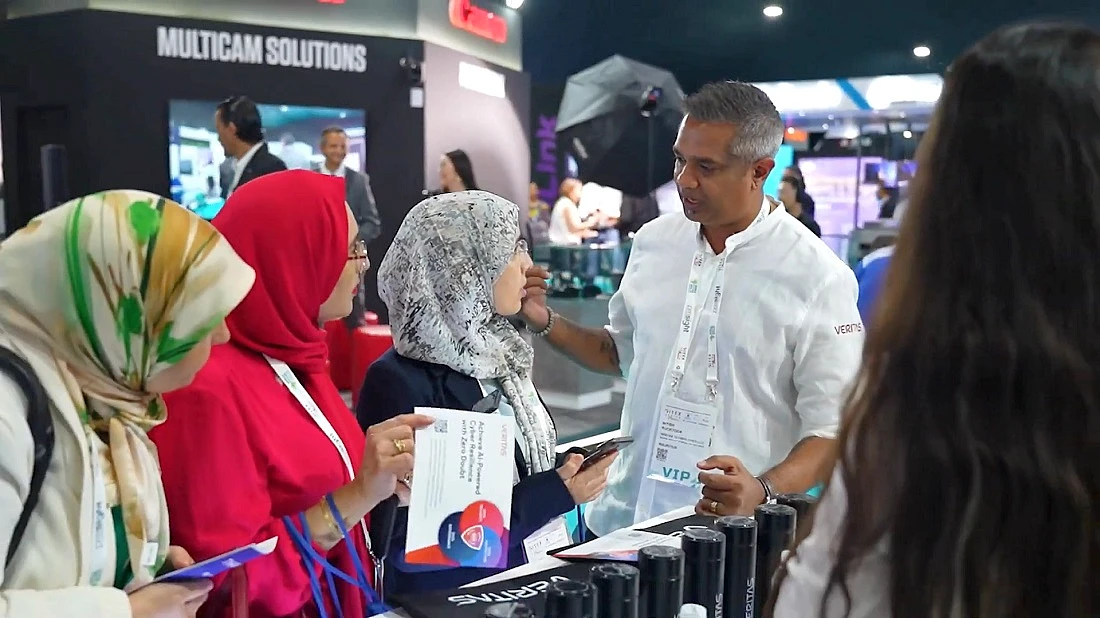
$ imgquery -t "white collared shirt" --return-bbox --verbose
[226,142,264,196]
[319,163,346,178]
[584,198,865,535]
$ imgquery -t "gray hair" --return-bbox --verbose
[683,81,784,161]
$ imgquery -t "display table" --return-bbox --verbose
[466,506,695,587]
[376,506,698,618]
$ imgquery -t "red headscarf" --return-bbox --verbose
[214,170,348,373]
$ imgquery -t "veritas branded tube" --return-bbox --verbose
[591,563,640,618]
[639,545,685,618]
[775,493,817,539]
[716,516,757,618]
[544,580,595,618]
[681,528,725,617]
[753,504,797,618]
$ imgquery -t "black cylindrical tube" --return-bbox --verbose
[638,545,685,618]
[753,504,797,618]
[716,516,757,618]
[544,580,595,618]
[775,493,817,539]
[681,528,725,617]
[485,602,536,618]
[591,563,640,618]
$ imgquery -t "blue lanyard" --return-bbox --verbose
[283,499,390,617]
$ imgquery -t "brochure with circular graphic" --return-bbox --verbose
[439,500,508,568]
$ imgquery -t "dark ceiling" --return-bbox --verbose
[521,0,1100,92]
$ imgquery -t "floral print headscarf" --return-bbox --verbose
[378,191,557,473]
[0,191,254,587]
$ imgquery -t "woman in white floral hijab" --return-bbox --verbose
[0,191,254,617]
[359,191,615,594]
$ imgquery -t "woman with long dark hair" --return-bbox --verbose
[771,22,1099,618]
[440,149,479,193]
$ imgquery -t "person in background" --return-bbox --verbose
[276,133,312,171]
[357,191,614,593]
[0,191,255,617]
[521,81,863,536]
[852,237,895,326]
[875,179,899,219]
[527,182,551,246]
[778,177,821,237]
[317,127,380,246]
[316,126,382,330]
[151,171,431,618]
[548,178,599,245]
[783,165,816,218]
[439,149,479,193]
[772,22,1100,618]
[215,96,286,197]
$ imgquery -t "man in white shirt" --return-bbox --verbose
[519,81,864,535]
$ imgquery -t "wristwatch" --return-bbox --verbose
[757,475,777,503]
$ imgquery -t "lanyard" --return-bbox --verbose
[669,250,728,401]
[667,202,769,401]
[265,356,372,552]
[87,437,110,586]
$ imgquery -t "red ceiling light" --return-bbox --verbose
[449,0,509,44]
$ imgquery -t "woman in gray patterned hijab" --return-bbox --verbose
[377,190,557,472]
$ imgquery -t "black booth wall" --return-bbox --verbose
[0,10,426,318]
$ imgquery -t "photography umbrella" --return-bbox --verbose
[556,55,685,197]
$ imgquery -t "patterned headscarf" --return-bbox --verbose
[0,191,254,587]
[378,191,557,473]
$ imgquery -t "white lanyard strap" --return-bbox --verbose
[265,356,372,551]
[669,250,727,401]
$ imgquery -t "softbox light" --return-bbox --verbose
[556,55,684,197]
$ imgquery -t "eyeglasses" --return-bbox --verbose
[348,239,370,273]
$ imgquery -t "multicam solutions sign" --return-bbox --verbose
[155,26,368,73]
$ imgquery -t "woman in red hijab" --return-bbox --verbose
[151,170,431,618]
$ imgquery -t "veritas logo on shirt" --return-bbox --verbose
[834,323,864,335]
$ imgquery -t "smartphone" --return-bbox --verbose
[580,437,634,470]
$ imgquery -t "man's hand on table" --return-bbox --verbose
[694,455,766,517]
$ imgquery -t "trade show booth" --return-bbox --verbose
[0,1,531,319]
[753,73,941,262]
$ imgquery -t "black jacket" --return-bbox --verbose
[222,143,287,197]
[355,348,575,595]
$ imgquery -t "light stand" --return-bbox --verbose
[640,86,662,193]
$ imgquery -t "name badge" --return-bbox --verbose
[523,516,573,561]
[643,396,718,488]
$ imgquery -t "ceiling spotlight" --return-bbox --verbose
[913,45,931,58]
[786,127,795,134]
[763,5,783,18]
[902,130,913,139]
[505,0,524,8]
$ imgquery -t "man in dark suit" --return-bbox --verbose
[315,126,381,328]
[215,96,286,197]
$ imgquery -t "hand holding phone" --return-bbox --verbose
[580,437,634,470]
